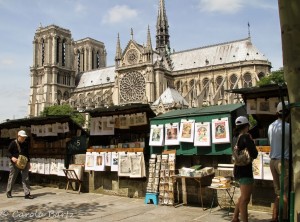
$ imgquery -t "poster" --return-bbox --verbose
[94,152,105,171]
[149,124,164,146]
[84,152,95,171]
[247,99,257,114]
[212,117,230,144]
[118,152,131,176]
[111,152,119,172]
[179,119,195,143]
[194,122,211,146]
[165,123,180,145]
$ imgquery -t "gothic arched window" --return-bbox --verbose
[230,74,238,89]
[96,51,100,68]
[258,72,265,80]
[57,90,62,105]
[41,39,45,66]
[216,76,224,97]
[202,78,209,100]
[243,73,252,88]
[77,50,81,73]
[62,39,66,67]
[56,37,60,64]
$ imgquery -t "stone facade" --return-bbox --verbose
[28,0,271,117]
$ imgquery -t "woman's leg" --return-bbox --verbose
[239,183,253,222]
[232,197,240,222]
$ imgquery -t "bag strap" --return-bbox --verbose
[15,139,21,153]
[235,134,242,148]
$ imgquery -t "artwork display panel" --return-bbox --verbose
[94,152,105,171]
[257,98,270,114]
[118,152,131,176]
[194,122,211,146]
[85,152,95,171]
[211,117,230,144]
[179,119,195,143]
[149,124,164,146]
[165,123,180,145]
[111,152,119,172]
[247,99,257,114]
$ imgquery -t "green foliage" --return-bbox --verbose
[257,68,285,86]
[40,104,85,126]
[248,115,257,128]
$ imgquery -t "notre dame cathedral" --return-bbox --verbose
[28,0,271,117]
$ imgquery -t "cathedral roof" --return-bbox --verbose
[76,66,115,89]
[152,87,189,106]
[170,38,269,71]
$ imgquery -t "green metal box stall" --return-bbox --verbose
[149,104,246,156]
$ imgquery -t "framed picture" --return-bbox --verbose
[212,117,230,144]
[135,112,148,126]
[179,119,195,143]
[165,123,180,145]
[257,98,270,114]
[194,122,211,146]
[247,99,257,114]
[149,124,164,146]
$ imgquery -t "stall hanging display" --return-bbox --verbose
[149,124,164,146]
[211,117,230,144]
[94,152,105,171]
[165,123,180,145]
[179,119,195,143]
[111,152,119,172]
[194,122,211,146]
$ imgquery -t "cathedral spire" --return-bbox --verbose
[146,25,153,53]
[115,33,122,66]
[156,0,170,55]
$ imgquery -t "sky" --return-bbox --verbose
[0,0,282,122]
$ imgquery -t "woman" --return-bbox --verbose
[232,116,258,222]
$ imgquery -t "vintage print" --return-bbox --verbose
[212,117,230,144]
[149,124,164,146]
[179,119,195,143]
[194,122,211,146]
[165,123,180,145]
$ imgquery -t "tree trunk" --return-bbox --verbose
[277,1,300,221]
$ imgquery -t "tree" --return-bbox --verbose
[40,104,85,126]
[278,1,300,221]
[257,68,285,86]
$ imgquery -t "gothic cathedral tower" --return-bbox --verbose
[28,25,75,117]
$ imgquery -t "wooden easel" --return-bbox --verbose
[63,169,82,194]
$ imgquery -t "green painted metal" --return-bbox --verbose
[149,104,246,155]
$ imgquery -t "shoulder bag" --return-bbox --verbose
[232,134,252,166]
[15,140,28,170]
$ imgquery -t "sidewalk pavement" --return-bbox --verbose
[0,183,272,222]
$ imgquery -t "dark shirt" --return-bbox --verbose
[233,133,258,179]
[7,140,30,162]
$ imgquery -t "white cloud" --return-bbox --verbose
[0,58,14,65]
[74,3,87,14]
[102,5,138,24]
[198,0,243,14]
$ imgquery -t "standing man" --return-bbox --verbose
[268,101,290,221]
[6,130,34,199]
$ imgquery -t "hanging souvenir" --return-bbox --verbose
[165,123,180,145]
[212,117,230,144]
[149,124,164,146]
[179,119,195,143]
[194,122,211,146]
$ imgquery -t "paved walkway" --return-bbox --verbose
[0,183,272,222]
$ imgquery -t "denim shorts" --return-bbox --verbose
[239,177,254,185]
